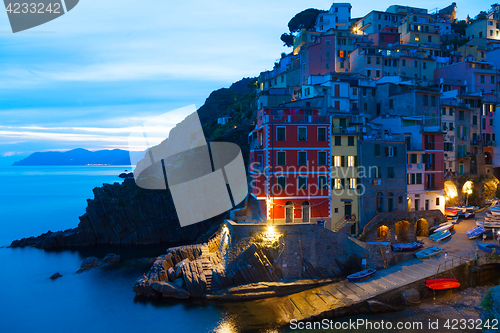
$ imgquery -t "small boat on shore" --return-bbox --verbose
[429,229,451,242]
[445,208,459,217]
[447,216,459,224]
[477,221,500,228]
[430,223,454,234]
[415,246,442,259]
[459,212,475,219]
[391,242,424,252]
[466,226,485,240]
[347,269,376,282]
[427,280,461,290]
[426,278,458,286]
[476,241,500,253]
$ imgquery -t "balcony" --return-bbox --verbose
[457,151,470,158]
[332,126,360,135]
[425,183,443,191]
[263,114,329,124]
[250,140,264,149]
[407,144,424,151]
[470,140,481,146]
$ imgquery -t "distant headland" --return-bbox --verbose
[12,148,132,166]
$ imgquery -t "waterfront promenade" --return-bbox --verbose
[225,209,498,330]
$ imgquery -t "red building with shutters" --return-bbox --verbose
[248,107,331,224]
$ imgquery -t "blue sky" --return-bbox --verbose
[0,0,492,165]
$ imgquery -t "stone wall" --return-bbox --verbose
[220,221,391,286]
[361,210,446,243]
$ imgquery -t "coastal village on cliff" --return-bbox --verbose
[10,1,500,330]
[130,2,500,328]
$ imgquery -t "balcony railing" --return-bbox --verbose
[263,114,330,124]
[425,183,443,191]
[332,126,359,135]
[250,140,264,149]
[457,151,470,158]
[407,144,423,151]
[470,140,481,146]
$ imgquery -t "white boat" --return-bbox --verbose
[476,221,500,228]
[490,210,500,216]
[486,214,500,221]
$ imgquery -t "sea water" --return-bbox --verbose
[0,166,229,333]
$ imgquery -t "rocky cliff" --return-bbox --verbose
[11,179,224,249]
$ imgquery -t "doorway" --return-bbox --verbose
[302,201,310,223]
[285,201,293,223]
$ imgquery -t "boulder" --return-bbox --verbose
[147,259,171,282]
[102,253,120,264]
[151,281,190,299]
[173,278,184,288]
[182,260,207,298]
[167,267,176,282]
[77,256,101,272]
[133,277,157,297]
[50,273,62,280]
[175,258,190,278]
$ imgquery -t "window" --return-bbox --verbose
[442,107,446,115]
[348,155,355,167]
[431,95,436,107]
[389,99,394,108]
[436,197,440,206]
[317,127,326,141]
[376,57,380,65]
[459,111,464,120]
[349,178,356,189]
[376,70,380,77]
[385,146,397,157]
[318,151,327,165]
[483,118,487,130]
[473,115,477,125]
[492,76,496,84]
[367,70,371,77]
[353,88,357,95]
[416,173,422,184]
[410,154,417,164]
[428,36,432,42]
[326,40,331,45]
[374,144,381,156]
[423,95,429,106]
[423,62,427,69]
[298,151,307,165]
[298,127,307,141]
[372,89,376,97]
[375,166,382,178]
[367,57,371,64]
[402,59,406,66]
[277,151,286,165]
[387,166,395,178]
[415,34,420,42]
[326,51,331,57]
[364,103,367,110]
[298,176,307,190]
[319,176,327,189]
[325,63,330,70]
[348,136,355,146]
[335,136,341,146]
[334,155,341,167]
[408,173,416,185]
[334,178,342,190]
[277,176,286,190]
[277,127,286,141]
[415,60,418,68]
[480,75,485,84]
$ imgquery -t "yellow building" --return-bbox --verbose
[330,117,360,234]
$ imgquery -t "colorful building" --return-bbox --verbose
[249,108,331,225]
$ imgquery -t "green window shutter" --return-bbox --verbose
[341,156,345,167]
[341,178,345,189]
[393,146,398,157]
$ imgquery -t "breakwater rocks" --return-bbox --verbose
[77,253,120,273]
[10,179,222,249]
[133,242,221,299]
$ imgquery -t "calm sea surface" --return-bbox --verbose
[0,166,230,333]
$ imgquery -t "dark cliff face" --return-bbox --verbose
[10,179,225,249]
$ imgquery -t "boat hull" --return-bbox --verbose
[347,269,376,282]
[427,281,461,290]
